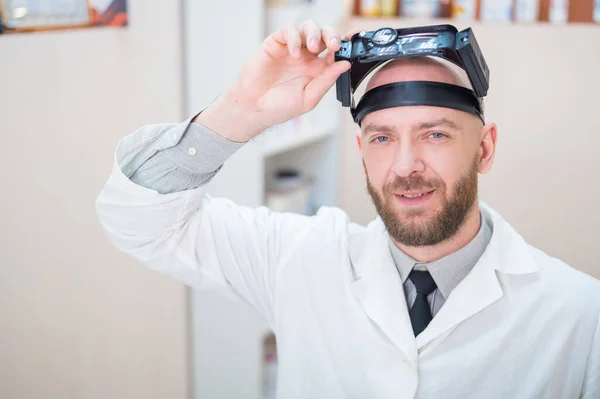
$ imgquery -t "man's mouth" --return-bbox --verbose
[401,193,426,198]
[394,190,435,206]
[398,189,434,197]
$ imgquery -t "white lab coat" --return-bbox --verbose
[96,122,600,398]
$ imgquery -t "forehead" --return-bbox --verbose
[361,105,468,133]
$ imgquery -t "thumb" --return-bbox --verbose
[304,61,351,111]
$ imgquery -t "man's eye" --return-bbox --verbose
[430,132,447,140]
[374,136,389,143]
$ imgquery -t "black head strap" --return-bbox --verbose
[353,81,484,126]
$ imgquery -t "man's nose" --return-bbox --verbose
[391,142,426,177]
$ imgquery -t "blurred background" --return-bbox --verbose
[1,0,599,398]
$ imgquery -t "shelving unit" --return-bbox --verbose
[182,1,343,398]
[349,0,600,24]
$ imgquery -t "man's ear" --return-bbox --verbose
[356,134,361,151]
[478,122,498,174]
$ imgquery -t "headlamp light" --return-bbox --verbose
[334,24,490,125]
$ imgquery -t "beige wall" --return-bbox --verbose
[0,1,189,398]
[339,19,600,279]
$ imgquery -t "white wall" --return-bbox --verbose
[0,1,189,398]
[339,19,600,279]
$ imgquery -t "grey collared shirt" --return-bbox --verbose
[389,208,494,317]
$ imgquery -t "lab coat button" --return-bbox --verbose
[188,147,197,155]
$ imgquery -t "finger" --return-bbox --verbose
[343,28,363,41]
[304,61,351,111]
[306,26,338,57]
[323,48,337,65]
[320,28,363,64]
[284,25,302,59]
[270,25,302,59]
[305,25,341,56]
[322,26,341,53]
[319,28,363,63]
[299,19,322,54]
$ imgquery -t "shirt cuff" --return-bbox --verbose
[160,121,245,175]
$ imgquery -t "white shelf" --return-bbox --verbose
[344,15,600,30]
[254,85,340,158]
[255,122,335,157]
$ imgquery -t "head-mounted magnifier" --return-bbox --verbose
[334,24,490,126]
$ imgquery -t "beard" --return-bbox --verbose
[366,157,479,247]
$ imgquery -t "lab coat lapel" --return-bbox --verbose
[349,219,418,367]
[415,249,503,349]
[416,202,540,349]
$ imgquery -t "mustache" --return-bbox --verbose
[385,175,440,193]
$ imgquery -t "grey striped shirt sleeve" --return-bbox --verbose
[129,120,245,194]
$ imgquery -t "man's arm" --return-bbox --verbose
[95,20,350,325]
[95,119,325,326]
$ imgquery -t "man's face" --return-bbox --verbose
[362,105,482,247]
[358,59,489,247]
[359,60,495,247]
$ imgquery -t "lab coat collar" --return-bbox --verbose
[349,201,539,358]
[349,224,419,367]
[478,201,539,276]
